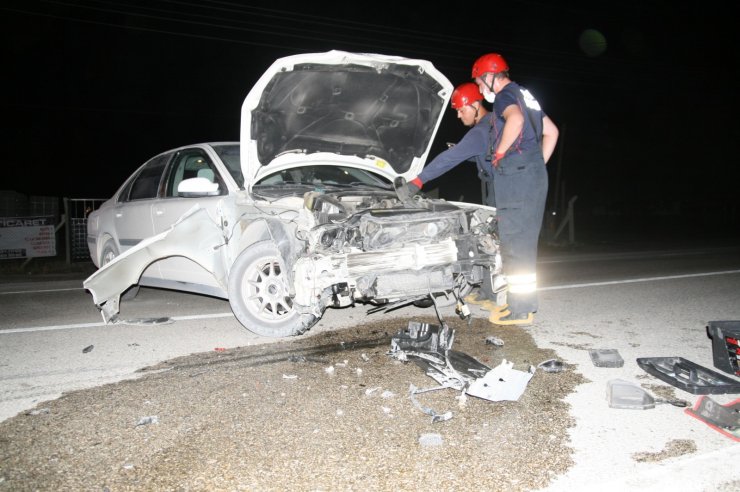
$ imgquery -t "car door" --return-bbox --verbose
[113,154,169,253]
[150,147,228,291]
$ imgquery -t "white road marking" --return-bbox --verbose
[1,313,234,335]
[0,287,84,295]
[539,269,740,291]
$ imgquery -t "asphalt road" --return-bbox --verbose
[1,242,740,490]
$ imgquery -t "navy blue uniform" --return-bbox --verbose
[488,82,548,314]
[418,113,494,206]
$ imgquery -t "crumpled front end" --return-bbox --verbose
[290,192,500,310]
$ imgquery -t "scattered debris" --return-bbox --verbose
[409,384,453,423]
[538,359,564,373]
[136,416,159,426]
[82,345,94,354]
[381,390,395,399]
[589,349,624,367]
[706,320,740,376]
[364,387,381,396]
[685,396,740,441]
[637,357,740,394]
[120,317,173,325]
[418,433,443,447]
[466,360,535,402]
[389,321,536,403]
[25,408,50,416]
[607,379,655,410]
[607,379,689,409]
[485,336,504,347]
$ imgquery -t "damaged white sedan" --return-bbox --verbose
[85,50,502,337]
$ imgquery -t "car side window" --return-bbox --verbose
[125,154,169,201]
[164,150,225,197]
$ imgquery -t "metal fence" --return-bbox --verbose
[64,198,108,262]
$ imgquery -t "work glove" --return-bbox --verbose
[492,150,505,169]
[395,177,422,201]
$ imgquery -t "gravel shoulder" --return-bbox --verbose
[0,315,584,491]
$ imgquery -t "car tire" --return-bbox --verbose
[100,239,140,301]
[228,241,317,338]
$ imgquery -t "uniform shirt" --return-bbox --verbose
[418,113,492,184]
[490,81,545,157]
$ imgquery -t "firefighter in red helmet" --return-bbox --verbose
[396,82,506,311]
[396,82,492,201]
[471,52,559,326]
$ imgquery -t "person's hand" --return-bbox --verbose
[395,177,422,201]
[492,150,505,168]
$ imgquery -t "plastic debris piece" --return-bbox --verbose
[637,356,740,395]
[381,390,395,399]
[82,345,94,353]
[355,368,363,376]
[466,359,534,401]
[336,409,344,416]
[365,387,380,396]
[282,374,298,379]
[324,365,335,374]
[361,353,370,362]
[381,406,391,414]
[214,347,226,352]
[136,415,159,426]
[485,336,505,347]
[685,396,740,441]
[538,359,564,373]
[607,379,655,409]
[419,433,443,446]
[589,349,624,367]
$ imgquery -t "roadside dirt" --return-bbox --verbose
[0,315,586,491]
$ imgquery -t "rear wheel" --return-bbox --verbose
[228,242,318,337]
[100,239,140,300]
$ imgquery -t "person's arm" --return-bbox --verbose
[493,104,524,156]
[541,115,559,164]
[417,130,485,184]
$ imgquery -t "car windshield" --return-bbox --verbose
[211,144,244,188]
[255,165,391,189]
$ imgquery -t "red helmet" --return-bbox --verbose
[450,82,483,109]
[471,53,509,78]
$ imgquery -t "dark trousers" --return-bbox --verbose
[489,149,548,313]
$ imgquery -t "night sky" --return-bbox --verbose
[3,1,738,239]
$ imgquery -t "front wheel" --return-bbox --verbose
[228,242,317,337]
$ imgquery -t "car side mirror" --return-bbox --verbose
[177,177,220,197]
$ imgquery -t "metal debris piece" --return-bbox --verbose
[120,317,173,325]
[409,384,453,423]
[538,359,564,373]
[136,415,159,426]
[466,359,535,402]
[485,336,504,347]
[82,345,94,353]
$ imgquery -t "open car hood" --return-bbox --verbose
[240,51,453,188]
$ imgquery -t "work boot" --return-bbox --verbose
[463,292,488,305]
[478,300,509,313]
[490,311,534,326]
